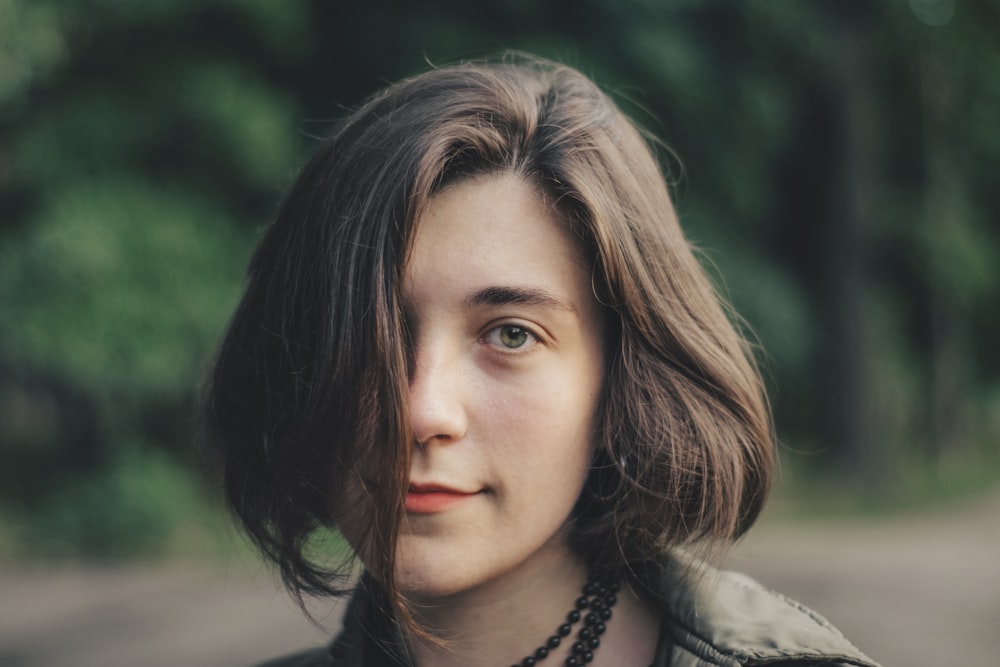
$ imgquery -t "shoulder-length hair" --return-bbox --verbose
[205,54,772,611]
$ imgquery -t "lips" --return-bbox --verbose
[405,483,479,513]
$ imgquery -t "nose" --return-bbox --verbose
[408,343,467,447]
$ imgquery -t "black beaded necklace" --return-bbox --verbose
[509,574,619,667]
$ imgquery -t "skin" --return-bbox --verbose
[395,174,659,666]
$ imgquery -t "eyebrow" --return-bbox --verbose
[465,285,578,313]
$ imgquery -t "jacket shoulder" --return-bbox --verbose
[652,553,880,667]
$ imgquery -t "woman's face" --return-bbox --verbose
[395,174,606,600]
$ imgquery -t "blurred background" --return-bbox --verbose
[1,1,998,665]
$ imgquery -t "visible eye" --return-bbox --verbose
[483,324,538,351]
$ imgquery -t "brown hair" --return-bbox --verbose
[205,54,772,615]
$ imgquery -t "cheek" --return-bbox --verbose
[481,375,601,473]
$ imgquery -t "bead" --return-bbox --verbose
[507,575,620,667]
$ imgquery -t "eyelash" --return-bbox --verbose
[481,322,541,353]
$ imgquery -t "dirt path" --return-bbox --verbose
[2,488,998,667]
[729,487,1000,666]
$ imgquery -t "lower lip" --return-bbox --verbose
[405,491,477,513]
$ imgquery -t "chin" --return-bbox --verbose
[395,565,471,600]
[394,543,486,600]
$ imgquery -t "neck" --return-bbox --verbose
[406,547,586,667]
[402,551,660,667]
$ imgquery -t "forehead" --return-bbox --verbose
[403,175,591,306]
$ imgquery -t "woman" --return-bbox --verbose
[205,55,878,667]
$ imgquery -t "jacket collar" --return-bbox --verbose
[646,551,881,666]
[326,555,881,667]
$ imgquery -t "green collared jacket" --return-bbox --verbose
[256,555,880,667]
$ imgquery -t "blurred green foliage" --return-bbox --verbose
[1,0,998,559]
